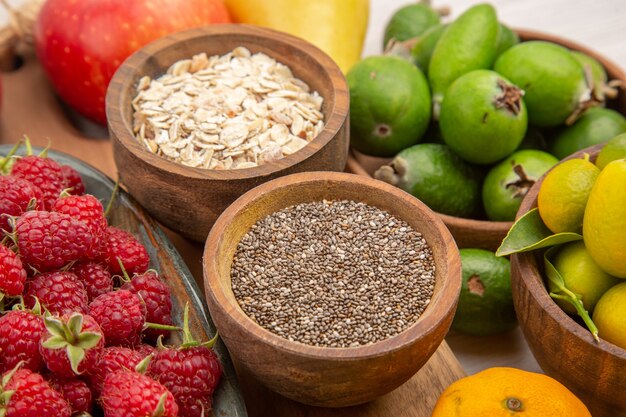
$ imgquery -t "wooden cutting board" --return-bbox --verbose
[0,52,466,417]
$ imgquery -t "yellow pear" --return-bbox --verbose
[224,0,369,73]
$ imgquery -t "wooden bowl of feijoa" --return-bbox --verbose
[511,143,626,417]
[202,171,461,407]
[106,24,349,242]
[347,28,626,251]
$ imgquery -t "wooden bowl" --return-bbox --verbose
[347,29,626,251]
[511,143,626,417]
[107,24,349,242]
[203,171,461,407]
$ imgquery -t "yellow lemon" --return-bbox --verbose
[583,159,626,278]
[593,282,626,349]
[549,241,619,314]
[538,156,600,234]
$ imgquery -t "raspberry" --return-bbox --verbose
[46,375,93,415]
[53,194,107,258]
[89,290,146,347]
[0,309,45,374]
[101,369,178,417]
[0,367,71,417]
[87,346,144,395]
[149,305,222,417]
[101,226,149,275]
[70,262,113,301]
[60,165,85,196]
[40,313,105,378]
[16,211,93,271]
[135,343,157,358]
[24,271,88,315]
[0,245,27,299]
[11,155,65,209]
[122,271,172,340]
[0,175,43,232]
[150,346,222,417]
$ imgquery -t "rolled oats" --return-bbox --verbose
[133,48,325,170]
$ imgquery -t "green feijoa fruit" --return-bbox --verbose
[453,249,516,336]
[550,107,626,159]
[347,56,431,157]
[374,143,483,217]
[410,24,447,75]
[439,70,528,164]
[482,150,558,221]
[517,126,548,151]
[571,51,608,100]
[596,133,626,169]
[383,2,440,49]
[429,3,499,114]
[494,41,594,127]
[495,24,520,57]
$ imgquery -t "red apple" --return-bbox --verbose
[35,0,231,125]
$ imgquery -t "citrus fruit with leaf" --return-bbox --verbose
[538,155,600,234]
[347,56,431,157]
[482,150,558,221]
[583,159,626,278]
[593,283,626,350]
[452,249,516,335]
[548,242,619,314]
[432,367,592,417]
[596,132,626,169]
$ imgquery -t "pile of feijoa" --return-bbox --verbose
[347,1,625,221]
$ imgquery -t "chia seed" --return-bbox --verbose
[230,200,436,348]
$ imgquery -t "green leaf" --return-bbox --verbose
[153,392,168,417]
[42,336,69,350]
[544,247,599,342]
[66,345,86,375]
[67,313,84,336]
[76,332,102,350]
[496,208,583,256]
[43,316,66,339]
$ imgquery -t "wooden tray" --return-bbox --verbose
[0,144,248,417]
[0,52,465,417]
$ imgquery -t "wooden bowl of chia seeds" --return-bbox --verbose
[107,24,349,242]
[203,171,461,407]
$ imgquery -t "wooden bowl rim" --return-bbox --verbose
[349,27,626,236]
[203,171,461,360]
[106,24,348,181]
[513,143,626,359]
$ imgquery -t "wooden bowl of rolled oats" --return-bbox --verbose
[106,24,349,241]
[203,171,462,407]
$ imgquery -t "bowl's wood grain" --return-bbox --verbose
[0,145,248,417]
[107,24,349,242]
[203,171,461,407]
[511,143,626,417]
[346,29,626,251]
